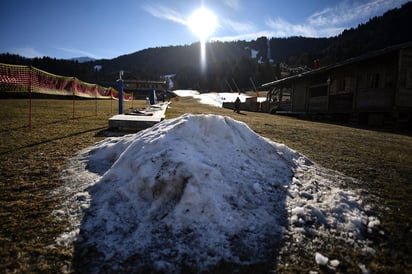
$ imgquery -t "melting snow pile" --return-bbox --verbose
[172,89,260,107]
[54,114,379,273]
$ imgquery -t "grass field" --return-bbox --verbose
[1,97,411,273]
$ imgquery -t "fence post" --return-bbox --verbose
[118,71,123,114]
[72,91,75,119]
[29,66,32,129]
[95,85,98,116]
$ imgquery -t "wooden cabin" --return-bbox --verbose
[123,80,168,100]
[262,42,412,125]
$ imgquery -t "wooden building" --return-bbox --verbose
[123,80,168,100]
[262,42,412,125]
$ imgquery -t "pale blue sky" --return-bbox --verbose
[0,0,409,59]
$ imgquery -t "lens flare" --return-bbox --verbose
[188,7,218,73]
[187,7,217,41]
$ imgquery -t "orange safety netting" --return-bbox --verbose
[0,63,132,100]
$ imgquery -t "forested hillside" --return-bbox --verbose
[1,2,411,91]
[280,1,412,67]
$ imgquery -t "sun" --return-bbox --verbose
[187,7,218,41]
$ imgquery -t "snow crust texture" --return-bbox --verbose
[54,114,379,273]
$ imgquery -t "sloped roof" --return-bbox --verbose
[261,41,412,88]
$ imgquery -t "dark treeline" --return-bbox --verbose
[1,2,411,92]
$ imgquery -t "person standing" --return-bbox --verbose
[234,97,241,113]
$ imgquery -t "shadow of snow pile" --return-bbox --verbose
[52,114,380,273]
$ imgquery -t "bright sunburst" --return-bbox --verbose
[187,7,218,41]
[187,7,218,73]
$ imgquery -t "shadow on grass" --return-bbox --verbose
[0,115,100,134]
[94,128,144,138]
[284,114,412,137]
[0,126,107,155]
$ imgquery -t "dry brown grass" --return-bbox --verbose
[0,98,143,273]
[0,97,411,273]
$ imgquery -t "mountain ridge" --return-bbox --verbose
[1,2,411,91]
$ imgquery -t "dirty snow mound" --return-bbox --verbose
[75,114,298,272]
[52,114,379,273]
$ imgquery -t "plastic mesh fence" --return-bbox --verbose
[0,63,132,100]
